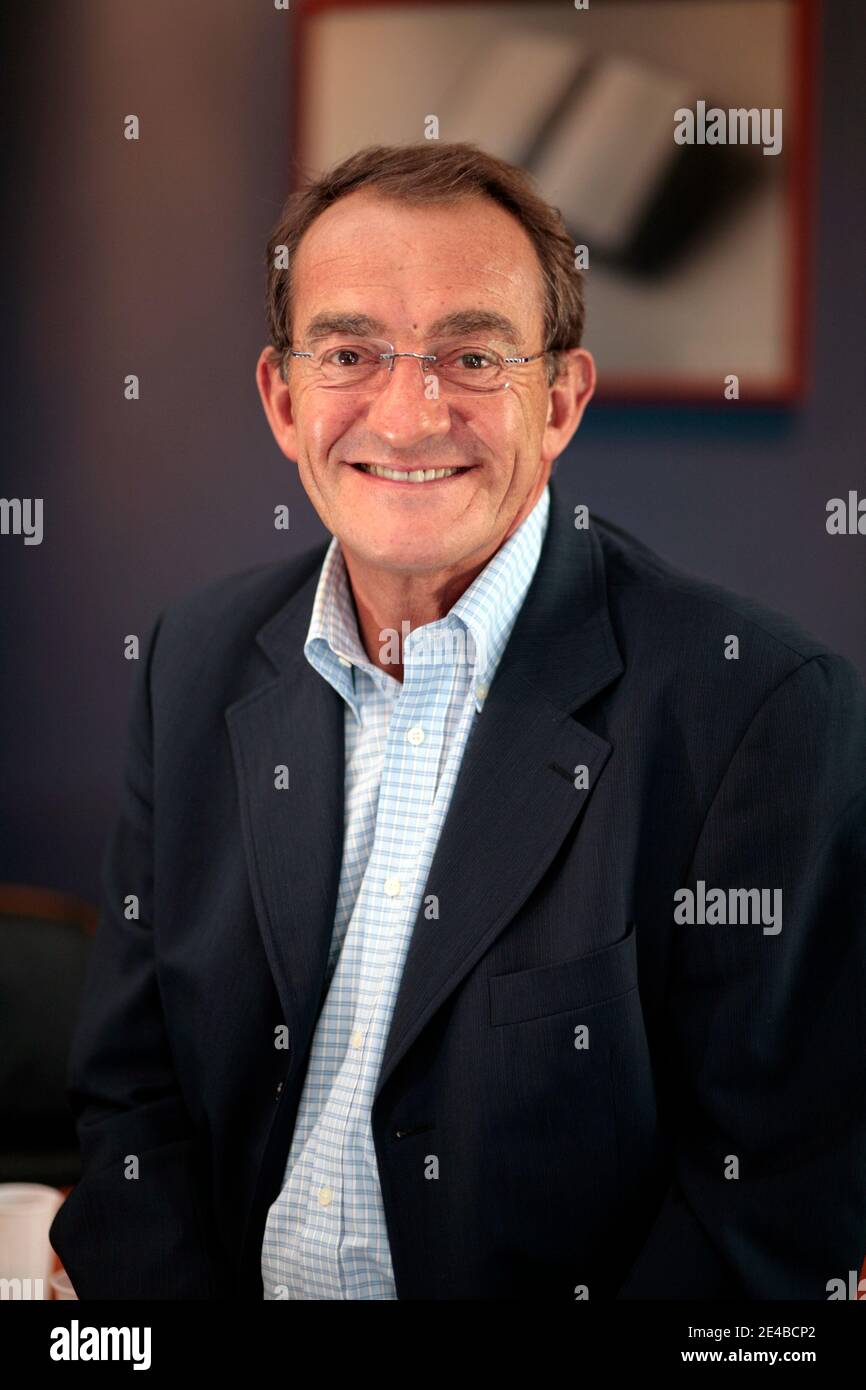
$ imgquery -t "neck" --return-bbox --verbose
[340,480,546,682]
[342,551,490,684]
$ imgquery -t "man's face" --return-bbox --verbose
[257,189,593,576]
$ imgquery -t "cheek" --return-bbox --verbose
[511,399,549,477]
[478,394,540,471]
[295,391,358,461]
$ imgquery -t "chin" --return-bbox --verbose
[356,531,455,574]
[377,547,452,574]
[348,516,427,550]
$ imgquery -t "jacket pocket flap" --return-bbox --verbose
[489,922,638,1025]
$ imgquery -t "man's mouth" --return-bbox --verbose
[350,463,472,484]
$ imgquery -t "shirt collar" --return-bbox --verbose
[304,484,550,719]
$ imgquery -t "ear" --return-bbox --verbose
[256,346,299,461]
[540,349,596,464]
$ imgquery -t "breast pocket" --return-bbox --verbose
[488,922,638,1026]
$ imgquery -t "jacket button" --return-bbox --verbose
[275,1080,284,1101]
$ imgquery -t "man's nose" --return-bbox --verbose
[363,355,451,448]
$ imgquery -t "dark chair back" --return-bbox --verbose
[0,884,96,1186]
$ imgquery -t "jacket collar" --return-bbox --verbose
[254,477,622,716]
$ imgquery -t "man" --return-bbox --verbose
[50,142,866,1300]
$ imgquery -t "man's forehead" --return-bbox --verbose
[293,192,546,341]
[298,186,533,253]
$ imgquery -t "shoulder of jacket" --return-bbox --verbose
[591,513,837,668]
[154,539,328,663]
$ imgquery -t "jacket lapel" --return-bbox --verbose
[375,481,623,1097]
[226,555,345,1049]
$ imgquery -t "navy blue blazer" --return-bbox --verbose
[50,478,866,1299]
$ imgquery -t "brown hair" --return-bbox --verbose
[264,142,584,386]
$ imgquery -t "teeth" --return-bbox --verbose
[357,464,460,482]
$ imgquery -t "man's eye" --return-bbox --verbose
[448,351,495,371]
[321,346,376,368]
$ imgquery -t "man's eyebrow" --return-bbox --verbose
[426,310,523,346]
[304,312,390,340]
[301,309,524,346]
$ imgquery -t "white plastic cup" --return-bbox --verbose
[49,1268,77,1300]
[0,1183,64,1299]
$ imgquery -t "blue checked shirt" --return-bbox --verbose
[261,484,550,1299]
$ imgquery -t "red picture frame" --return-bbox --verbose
[288,0,819,407]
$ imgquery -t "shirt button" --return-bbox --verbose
[318,1185,333,1206]
[337,655,351,668]
[475,682,489,702]
[406,725,425,746]
[384,875,402,897]
[351,1028,363,1048]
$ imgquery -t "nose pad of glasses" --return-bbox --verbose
[381,353,440,393]
[384,353,436,369]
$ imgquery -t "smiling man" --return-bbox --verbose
[51,143,866,1302]
[256,165,594,684]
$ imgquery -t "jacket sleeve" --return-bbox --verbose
[617,653,866,1299]
[49,614,232,1299]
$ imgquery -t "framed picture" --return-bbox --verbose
[291,0,818,404]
